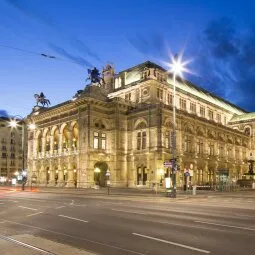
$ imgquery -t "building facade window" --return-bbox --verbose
[125,93,131,101]
[217,113,221,123]
[93,132,106,150]
[180,98,186,110]
[184,136,192,152]
[208,110,214,121]
[197,139,204,154]
[137,131,146,150]
[165,131,173,149]
[208,142,214,156]
[2,146,6,151]
[200,106,205,117]
[93,132,99,149]
[2,153,7,158]
[167,93,173,105]
[157,88,163,100]
[190,102,196,114]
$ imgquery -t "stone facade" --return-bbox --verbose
[0,117,27,180]
[27,61,252,188]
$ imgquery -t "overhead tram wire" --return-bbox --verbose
[0,44,82,66]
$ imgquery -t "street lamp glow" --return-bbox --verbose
[28,123,36,130]
[9,119,17,128]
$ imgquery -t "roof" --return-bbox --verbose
[117,61,247,115]
[230,112,255,123]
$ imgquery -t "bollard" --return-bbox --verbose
[192,185,196,195]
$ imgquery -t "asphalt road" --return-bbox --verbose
[1,189,255,255]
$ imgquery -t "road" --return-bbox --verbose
[0,189,255,255]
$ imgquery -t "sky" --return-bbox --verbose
[1,0,255,117]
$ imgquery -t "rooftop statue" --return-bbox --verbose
[86,67,105,86]
[34,92,51,107]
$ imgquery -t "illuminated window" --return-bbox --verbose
[190,102,196,113]
[200,106,205,117]
[208,143,214,156]
[101,133,106,149]
[93,132,99,149]
[180,98,186,110]
[125,93,131,101]
[137,131,146,150]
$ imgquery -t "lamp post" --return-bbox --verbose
[167,53,191,198]
[9,116,35,190]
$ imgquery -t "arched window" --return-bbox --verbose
[136,122,147,150]
[53,129,59,151]
[45,131,50,152]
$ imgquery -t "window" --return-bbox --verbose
[235,148,239,160]
[200,106,205,117]
[208,110,214,121]
[93,132,106,150]
[197,139,203,154]
[227,147,233,158]
[101,133,106,149]
[10,160,15,166]
[244,127,251,136]
[2,153,7,158]
[184,136,192,152]
[11,153,15,158]
[10,139,15,144]
[137,131,146,150]
[125,93,131,101]
[190,102,196,114]
[93,132,99,149]
[157,88,163,100]
[217,113,221,123]
[167,94,173,105]
[208,143,214,156]
[180,98,186,110]
[2,146,6,151]
[10,146,15,151]
[219,144,225,157]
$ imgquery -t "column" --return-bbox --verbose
[203,161,208,184]
[58,132,63,155]
[66,161,74,187]
[68,131,72,152]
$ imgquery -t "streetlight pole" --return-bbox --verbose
[172,72,177,198]
[167,52,192,198]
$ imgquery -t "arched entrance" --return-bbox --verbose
[94,162,108,187]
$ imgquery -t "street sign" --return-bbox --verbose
[164,162,172,167]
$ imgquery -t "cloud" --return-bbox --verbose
[49,43,93,68]
[192,18,255,111]
[0,109,9,117]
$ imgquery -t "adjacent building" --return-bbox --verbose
[26,61,253,188]
[0,117,27,182]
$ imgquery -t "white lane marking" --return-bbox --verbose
[5,220,145,255]
[71,204,87,207]
[133,233,210,254]
[195,221,255,231]
[0,221,6,224]
[18,206,38,211]
[112,209,147,215]
[55,206,65,209]
[58,215,88,223]
[27,212,43,217]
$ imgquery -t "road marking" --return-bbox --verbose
[71,204,87,207]
[133,233,210,254]
[6,220,145,255]
[18,206,38,211]
[27,212,43,217]
[58,215,88,223]
[55,206,65,209]
[112,209,147,215]
[0,221,6,224]
[195,221,255,231]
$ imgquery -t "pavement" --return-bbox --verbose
[1,188,255,254]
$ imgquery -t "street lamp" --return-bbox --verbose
[167,53,192,198]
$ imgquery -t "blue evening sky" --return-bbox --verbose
[0,0,254,117]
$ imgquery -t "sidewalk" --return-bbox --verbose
[2,185,252,199]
